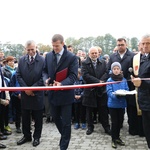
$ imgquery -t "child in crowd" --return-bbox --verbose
[10,71,21,133]
[74,68,86,130]
[106,62,129,149]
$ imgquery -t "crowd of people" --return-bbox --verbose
[0,34,150,150]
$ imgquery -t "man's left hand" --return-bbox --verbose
[131,75,141,87]
[53,80,62,86]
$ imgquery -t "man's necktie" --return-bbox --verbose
[56,53,61,64]
[30,56,34,63]
[141,54,147,63]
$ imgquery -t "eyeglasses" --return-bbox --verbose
[117,44,125,47]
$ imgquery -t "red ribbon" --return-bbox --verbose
[0,81,121,91]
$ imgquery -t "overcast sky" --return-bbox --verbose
[0,0,150,45]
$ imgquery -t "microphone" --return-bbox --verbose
[128,67,134,80]
[128,67,133,74]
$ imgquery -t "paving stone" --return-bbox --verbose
[1,113,149,150]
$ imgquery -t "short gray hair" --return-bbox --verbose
[141,34,150,40]
[25,40,36,47]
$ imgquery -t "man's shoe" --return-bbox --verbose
[16,128,22,133]
[93,119,97,124]
[4,126,11,132]
[129,130,138,136]
[111,140,117,149]
[33,139,40,147]
[105,128,111,135]
[46,117,50,123]
[0,135,7,140]
[86,129,93,135]
[3,130,11,135]
[17,137,32,145]
[115,138,125,146]
[0,143,6,148]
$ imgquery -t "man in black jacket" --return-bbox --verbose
[82,47,110,135]
[131,34,150,149]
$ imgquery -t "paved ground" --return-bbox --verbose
[1,113,149,150]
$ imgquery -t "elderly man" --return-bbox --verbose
[131,34,150,149]
[82,47,110,135]
[17,40,44,147]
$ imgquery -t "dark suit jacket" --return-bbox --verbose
[43,45,78,106]
[82,57,108,107]
[16,53,44,110]
[138,54,150,111]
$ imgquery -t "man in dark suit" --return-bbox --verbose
[82,47,110,135]
[16,40,44,147]
[43,34,78,150]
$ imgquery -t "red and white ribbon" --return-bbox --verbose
[0,81,121,91]
[1,78,149,91]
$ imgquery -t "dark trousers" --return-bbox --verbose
[11,96,21,128]
[4,105,9,127]
[0,105,4,133]
[93,107,98,120]
[0,104,9,133]
[142,110,150,148]
[51,103,72,150]
[22,109,43,139]
[44,94,51,118]
[74,102,86,123]
[86,97,110,131]
[8,96,16,122]
[109,108,124,141]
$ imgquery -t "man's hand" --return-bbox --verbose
[45,78,51,86]
[75,95,81,100]
[25,90,35,96]
[18,94,21,99]
[131,75,141,87]
[53,80,62,86]
[4,100,9,106]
